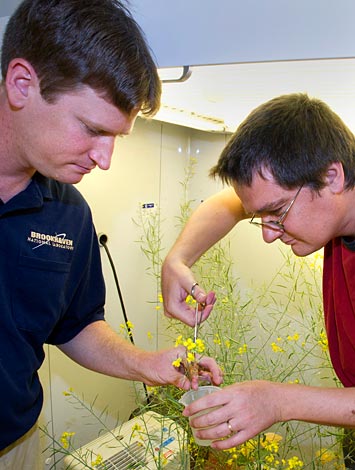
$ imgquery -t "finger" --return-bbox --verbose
[164,303,196,326]
[176,374,191,391]
[190,284,207,303]
[211,430,250,450]
[198,357,223,385]
[205,291,217,305]
[199,304,214,322]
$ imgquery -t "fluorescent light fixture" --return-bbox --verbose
[153,104,233,133]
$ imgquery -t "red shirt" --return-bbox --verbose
[323,237,355,387]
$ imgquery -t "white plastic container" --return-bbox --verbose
[179,385,221,446]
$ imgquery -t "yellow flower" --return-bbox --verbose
[239,439,257,458]
[238,343,248,355]
[60,431,75,449]
[173,334,206,367]
[185,295,196,305]
[195,338,205,353]
[271,342,284,353]
[62,387,74,397]
[91,454,103,467]
[287,333,299,341]
[147,331,153,340]
[158,293,163,303]
[284,455,304,469]
[261,432,282,453]
[183,338,196,350]
[316,448,336,464]
[186,352,195,363]
[318,331,328,351]
[175,335,183,347]
[213,334,221,345]
[264,432,282,442]
[265,454,275,463]
[172,357,182,368]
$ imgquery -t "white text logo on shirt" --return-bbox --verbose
[27,231,74,251]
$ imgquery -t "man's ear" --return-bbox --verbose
[324,161,345,194]
[5,58,39,109]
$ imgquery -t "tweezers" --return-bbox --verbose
[193,301,201,346]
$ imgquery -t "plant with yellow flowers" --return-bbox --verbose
[135,155,346,470]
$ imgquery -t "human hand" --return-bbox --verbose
[183,380,282,449]
[142,346,223,391]
[161,258,216,327]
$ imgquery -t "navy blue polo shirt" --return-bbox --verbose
[0,173,105,450]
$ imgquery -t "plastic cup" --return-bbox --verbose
[179,385,221,446]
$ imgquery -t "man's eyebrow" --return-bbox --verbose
[83,119,131,137]
[254,197,288,214]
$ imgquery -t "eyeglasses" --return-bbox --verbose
[249,185,303,231]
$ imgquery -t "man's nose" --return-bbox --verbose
[261,224,284,244]
[89,137,115,170]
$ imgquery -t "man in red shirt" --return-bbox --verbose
[162,93,355,468]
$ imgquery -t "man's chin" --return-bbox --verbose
[53,173,84,185]
[290,243,318,257]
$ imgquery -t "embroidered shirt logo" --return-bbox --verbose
[27,231,74,251]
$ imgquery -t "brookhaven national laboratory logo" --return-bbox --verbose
[27,231,74,251]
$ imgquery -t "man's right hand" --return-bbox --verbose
[161,257,216,327]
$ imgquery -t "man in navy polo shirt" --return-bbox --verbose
[0,1,221,466]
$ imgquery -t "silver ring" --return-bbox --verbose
[190,282,198,299]
[227,420,233,434]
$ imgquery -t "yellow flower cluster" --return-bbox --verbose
[315,447,345,468]
[91,454,103,467]
[175,335,205,353]
[261,432,282,452]
[172,335,206,367]
[185,294,196,305]
[282,455,304,469]
[119,320,134,338]
[131,423,144,439]
[271,333,302,353]
[271,343,285,352]
[223,433,307,470]
[225,433,283,467]
[60,431,75,449]
[155,293,164,311]
[120,320,134,330]
[238,343,248,355]
[318,330,329,351]
[213,333,221,345]
[287,333,300,342]
[308,251,324,270]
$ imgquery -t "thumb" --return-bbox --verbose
[190,283,207,304]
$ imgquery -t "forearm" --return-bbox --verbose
[278,382,355,428]
[164,187,246,268]
[58,320,151,382]
[161,187,246,324]
[58,320,223,389]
